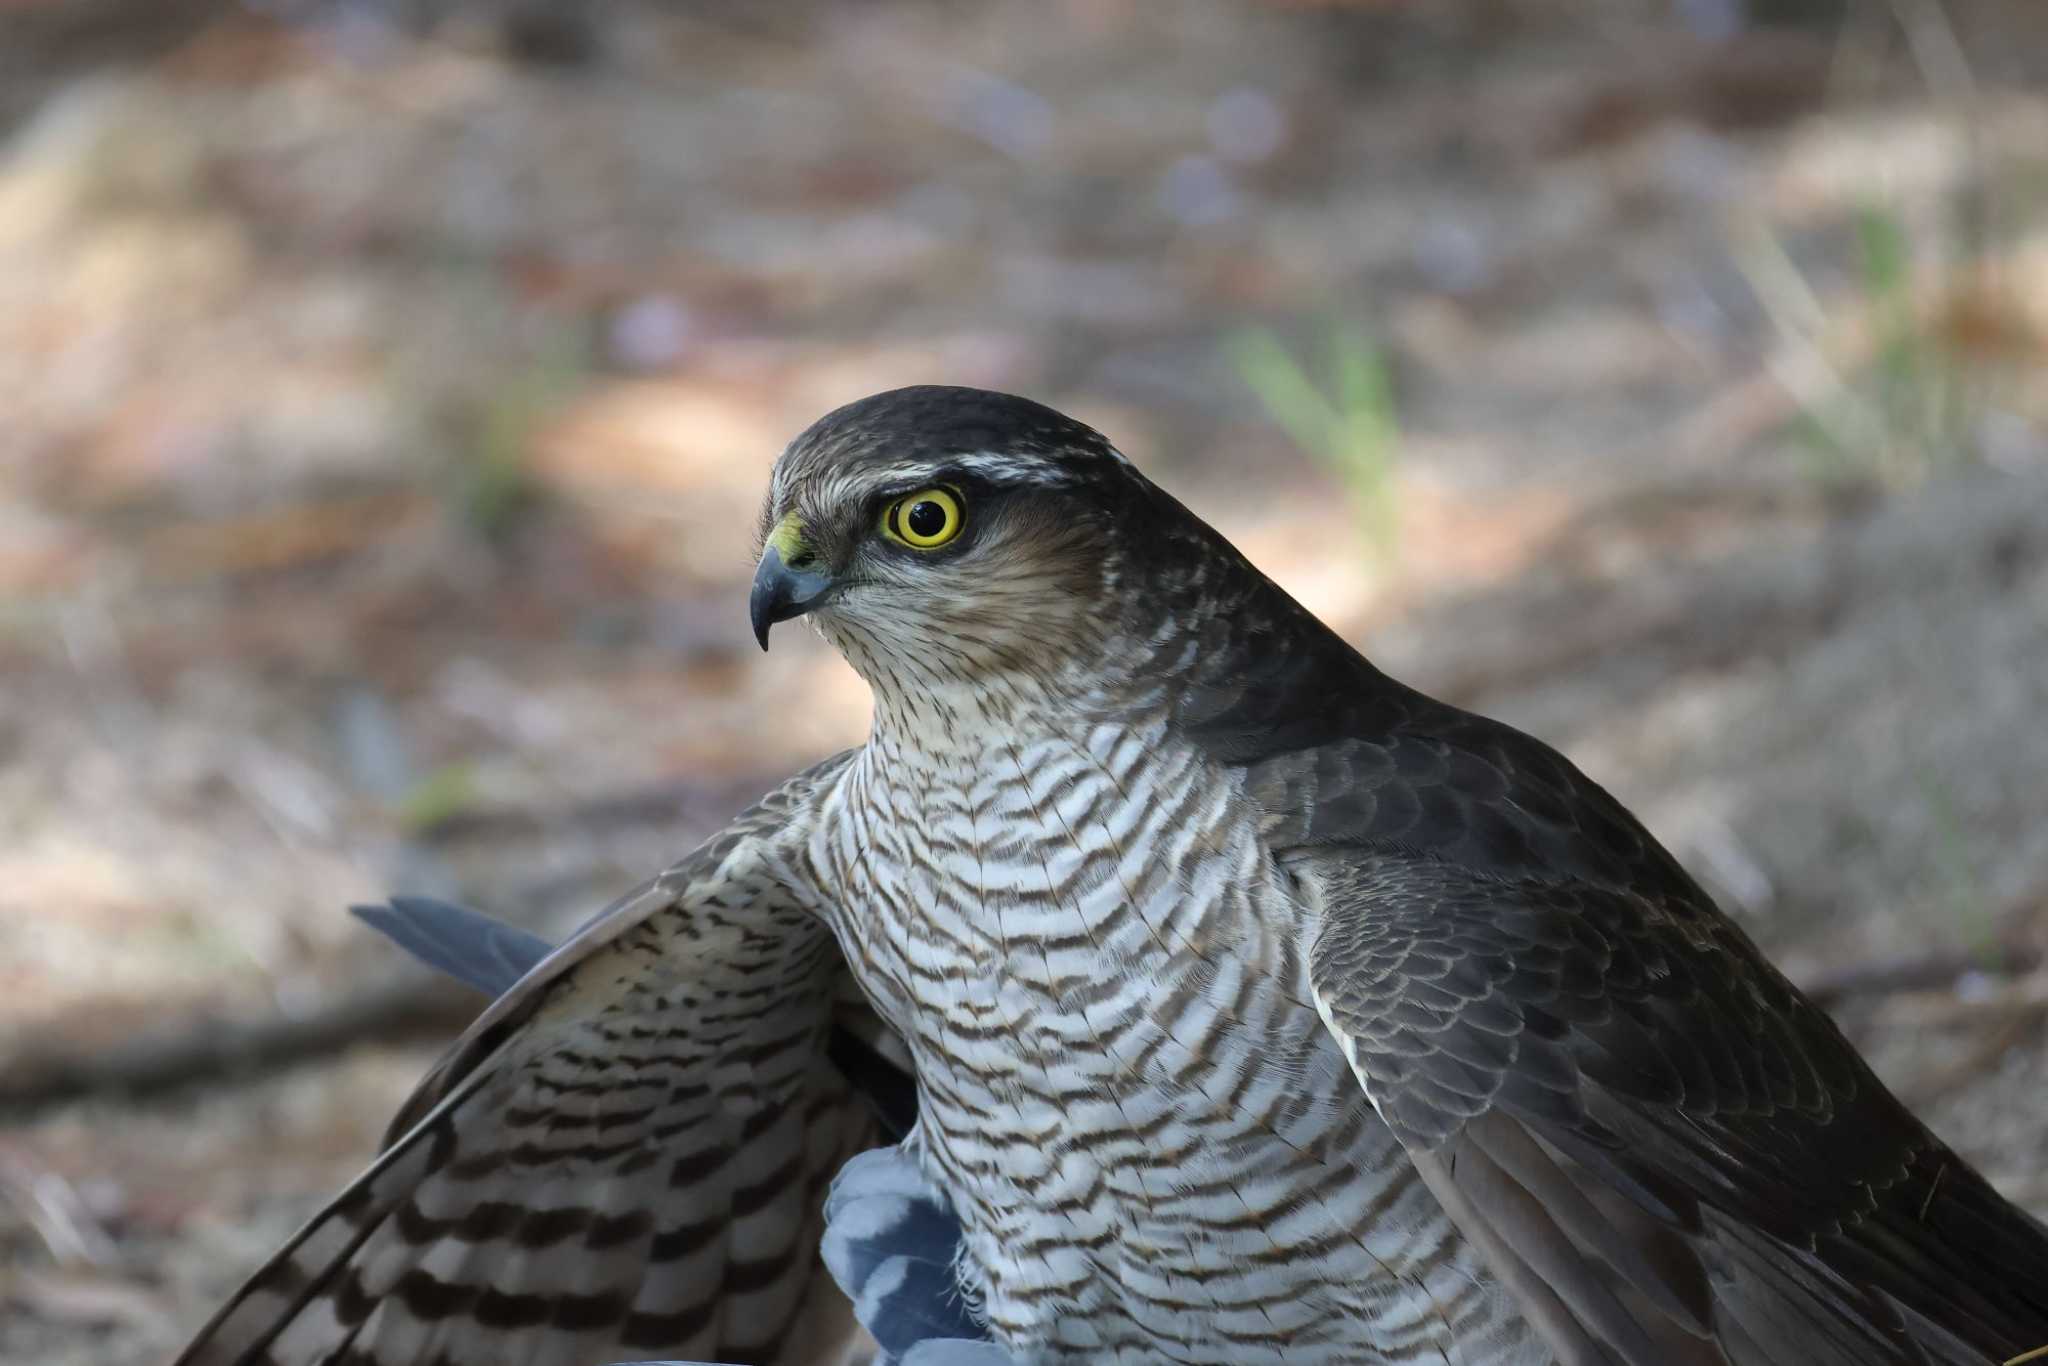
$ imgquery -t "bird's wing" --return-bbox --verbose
[1296,849,2048,1366]
[343,900,978,1363]
[349,895,920,1145]
[176,751,896,1366]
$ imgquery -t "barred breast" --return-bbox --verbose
[809,697,1543,1365]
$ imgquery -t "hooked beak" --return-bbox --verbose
[749,513,836,650]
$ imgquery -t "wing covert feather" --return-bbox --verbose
[1301,851,2048,1366]
[178,752,882,1366]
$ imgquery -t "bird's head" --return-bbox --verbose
[751,386,1158,702]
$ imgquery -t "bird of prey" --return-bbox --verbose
[178,386,2048,1366]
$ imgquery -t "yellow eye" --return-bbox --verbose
[883,487,965,549]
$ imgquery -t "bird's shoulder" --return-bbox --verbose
[1220,657,1697,902]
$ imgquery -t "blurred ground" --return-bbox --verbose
[2,2,2046,1363]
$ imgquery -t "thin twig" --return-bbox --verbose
[1898,1000,2048,1111]
[1801,942,2042,1009]
[0,976,478,1116]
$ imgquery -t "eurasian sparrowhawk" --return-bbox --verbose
[178,386,2048,1366]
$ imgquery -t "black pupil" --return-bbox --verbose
[905,499,949,539]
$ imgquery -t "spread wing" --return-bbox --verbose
[1281,763,2048,1366]
[177,752,900,1366]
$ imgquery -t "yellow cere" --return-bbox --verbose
[884,487,965,549]
[765,511,808,560]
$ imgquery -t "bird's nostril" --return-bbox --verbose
[788,550,816,570]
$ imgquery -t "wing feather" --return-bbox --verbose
[177,754,887,1366]
[1302,851,2048,1366]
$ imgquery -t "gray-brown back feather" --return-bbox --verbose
[1300,846,2048,1366]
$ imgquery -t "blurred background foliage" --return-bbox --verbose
[1,1,2046,1361]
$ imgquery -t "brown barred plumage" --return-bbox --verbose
[176,756,878,1366]
[181,386,2048,1366]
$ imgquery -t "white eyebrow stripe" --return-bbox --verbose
[805,452,1075,500]
[766,437,1137,521]
[929,451,1069,485]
